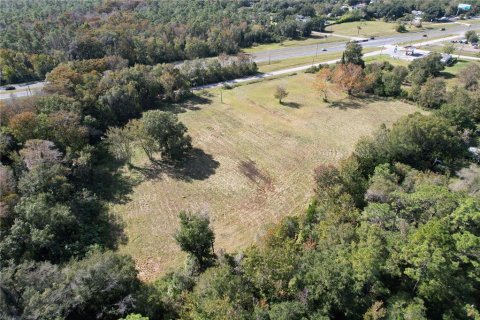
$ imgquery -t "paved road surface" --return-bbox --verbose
[251,22,480,63]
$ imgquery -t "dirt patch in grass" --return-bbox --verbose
[112,73,420,282]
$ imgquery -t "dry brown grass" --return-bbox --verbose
[112,73,419,281]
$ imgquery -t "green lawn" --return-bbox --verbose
[112,72,420,282]
[326,20,471,38]
[243,34,344,54]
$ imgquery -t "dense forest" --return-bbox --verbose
[1,0,479,84]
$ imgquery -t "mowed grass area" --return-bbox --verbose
[243,33,344,54]
[326,20,466,38]
[418,43,480,58]
[257,47,380,73]
[112,72,420,282]
[440,60,480,88]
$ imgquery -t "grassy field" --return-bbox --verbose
[418,43,480,58]
[326,20,470,38]
[112,72,420,281]
[257,47,380,73]
[243,34,344,54]
[439,59,480,88]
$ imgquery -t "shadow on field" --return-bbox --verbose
[281,101,301,108]
[162,93,213,114]
[439,71,455,79]
[88,148,142,205]
[329,99,362,110]
[133,148,219,182]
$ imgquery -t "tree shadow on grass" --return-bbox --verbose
[328,99,363,110]
[85,148,142,205]
[133,148,220,182]
[160,93,213,114]
[439,71,455,79]
[328,95,385,110]
[281,101,301,108]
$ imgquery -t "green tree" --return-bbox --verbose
[408,53,444,85]
[465,30,479,44]
[141,110,192,161]
[417,77,446,109]
[274,85,289,104]
[341,41,365,67]
[175,211,215,268]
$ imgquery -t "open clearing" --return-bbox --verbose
[113,72,420,281]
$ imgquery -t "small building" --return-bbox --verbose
[412,10,423,17]
[404,45,416,56]
[441,53,453,65]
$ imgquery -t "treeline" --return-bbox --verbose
[0,0,324,84]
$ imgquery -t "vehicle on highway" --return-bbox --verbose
[370,36,375,40]
[321,48,327,51]
[4,86,16,91]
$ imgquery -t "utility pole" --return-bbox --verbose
[220,88,223,103]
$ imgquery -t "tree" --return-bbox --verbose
[274,85,289,104]
[408,53,444,85]
[19,140,63,170]
[105,126,135,164]
[458,63,480,91]
[332,63,366,95]
[314,68,332,102]
[443,43,456,54]
[465,30,479,44]
[381,66,407,97]
[341,41,365,67]
[417,78,446,109]
[175,211,215,269]
[395,23,407,33]
[386,113,465,169]
[141,110,192,161]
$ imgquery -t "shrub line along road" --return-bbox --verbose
[2,21,480,100]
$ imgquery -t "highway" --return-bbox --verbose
[250,21,480,63]
[1,20,480,101]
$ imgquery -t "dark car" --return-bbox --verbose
[440,27,446,31]
[370,36,375,40]
[5,86,16,91]
[422,34,428,37]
